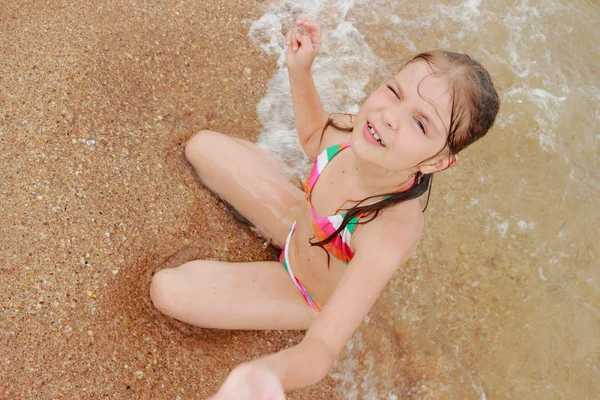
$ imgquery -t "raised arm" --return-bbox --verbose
[286,19,328,159]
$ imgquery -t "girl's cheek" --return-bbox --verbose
[392,140,420,162]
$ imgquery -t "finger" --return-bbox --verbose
[296,17,313,25]
[305,22,321,40]
[296,21,320,47]
[292,30,301,51]
[298,19,316,32]
[297,33,313,52]
[294,32,306,51]
[287,27,299,50]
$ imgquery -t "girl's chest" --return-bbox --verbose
[289,169,361,294]
[290,203,347,298]
[308,152,358,220]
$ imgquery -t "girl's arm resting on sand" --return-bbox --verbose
[255,213,423,390]
[288,68,328,159]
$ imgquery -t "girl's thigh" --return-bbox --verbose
[184,130,304,248]
[150,259,318,330]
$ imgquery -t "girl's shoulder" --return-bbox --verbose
[317,114,355,154]
[352,197,424,256]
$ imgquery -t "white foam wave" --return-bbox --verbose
[248,1,384,182]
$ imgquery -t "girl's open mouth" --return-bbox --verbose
[364,121,386,147]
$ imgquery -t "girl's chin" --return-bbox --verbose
[350,138,388,164]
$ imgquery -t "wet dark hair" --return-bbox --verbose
[311,50,500,267]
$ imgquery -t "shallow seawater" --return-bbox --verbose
[249,0,599,398]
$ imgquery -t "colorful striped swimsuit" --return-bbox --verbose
[279,142,416,311]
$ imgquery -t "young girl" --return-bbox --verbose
[150,18,500,399]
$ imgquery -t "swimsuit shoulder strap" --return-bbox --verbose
[305,142,351,195]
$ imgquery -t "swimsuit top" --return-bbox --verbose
[303,142,416,264]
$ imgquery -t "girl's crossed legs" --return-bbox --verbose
[150,130,318,330]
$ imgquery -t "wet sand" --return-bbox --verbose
[0,1,335,398]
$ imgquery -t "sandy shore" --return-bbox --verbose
[0,1,335,398]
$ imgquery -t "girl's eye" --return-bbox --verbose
[386,85,427,134]
[416,119,426,134]
[387,84,426,135]
[386,85,400,99]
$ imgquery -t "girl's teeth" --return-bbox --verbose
[368,123,384,146]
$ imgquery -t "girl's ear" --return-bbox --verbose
[447,154,458,168]
[418,154,458,174]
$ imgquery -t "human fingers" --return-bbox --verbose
[295,17,309,26]
[295,30,319,55]
[294,31,307,52]
[286,27,301,51]
[296,18,319,34]
[294,19,321,51]
[296,31,314,53]
[304,22,321,46]
[285,30,292,46]
[295,18,317,39]
[297,18,314,29]
[305,21,321,38]
[292,28,300,51]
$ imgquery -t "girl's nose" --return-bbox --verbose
[382,108,399,131]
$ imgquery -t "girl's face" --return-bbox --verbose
[351,60,454,173]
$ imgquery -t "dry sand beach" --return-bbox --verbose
[0,1,334,398]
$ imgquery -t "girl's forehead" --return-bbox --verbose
[394,60,453,125]
[394,60,449,96]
